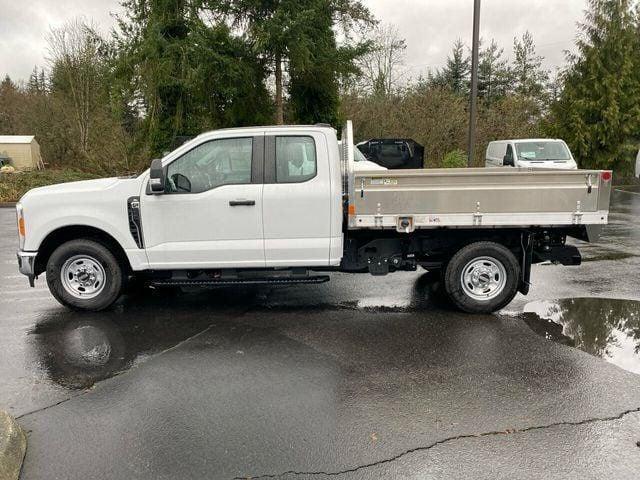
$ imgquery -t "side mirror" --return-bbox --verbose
[172,173,192,192]
[149,159,165,194]
[503,155,514,167]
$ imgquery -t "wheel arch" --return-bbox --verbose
[35,225,132,276]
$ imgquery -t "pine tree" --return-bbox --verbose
[430,40,470,95]
[512,31,548,99]
[205,0,372,125]
[114,0,273,155]
[27,67,47,94]
[477,39,511,103]
[551,0,640,173]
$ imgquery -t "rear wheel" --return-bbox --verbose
[444,241,520,314]
[46,239,124,311]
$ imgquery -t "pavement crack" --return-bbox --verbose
[235,407,640,479]
[15,394,85,420]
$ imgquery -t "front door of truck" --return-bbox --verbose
[140,135,265,269]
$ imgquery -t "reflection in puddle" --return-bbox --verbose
[524,298,640,374]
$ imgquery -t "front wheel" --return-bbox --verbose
[444,241,520,314]
[46,239,124,311]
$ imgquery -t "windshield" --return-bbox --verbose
[515,141,571,161]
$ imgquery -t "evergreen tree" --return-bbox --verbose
[551,0,640,173]
[114,0,272,155]
[27,67,47,94]
[205,0,372,124]
[288,1,371,124]
[512,31,548,99]
[477,39,511,103]
[430,40,470,95]
[0,75,20,133]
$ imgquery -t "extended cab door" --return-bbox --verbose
[139,134,265,269]
[262,131,333,266]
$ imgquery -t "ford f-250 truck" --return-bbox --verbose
[16,122,612,314]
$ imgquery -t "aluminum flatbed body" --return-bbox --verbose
[347,167,611,234]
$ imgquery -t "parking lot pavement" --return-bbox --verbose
[1,188,640,479]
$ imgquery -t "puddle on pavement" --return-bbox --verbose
[27,287,260,390]
[523,298,640,375]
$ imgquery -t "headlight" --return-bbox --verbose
[16,203,25,249]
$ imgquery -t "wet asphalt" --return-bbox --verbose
[1,187,640,479]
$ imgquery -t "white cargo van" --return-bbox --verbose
[486,139,578,170]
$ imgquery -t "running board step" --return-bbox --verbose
[151,276,330,287]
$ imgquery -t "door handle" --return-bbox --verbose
[229,200,256,206]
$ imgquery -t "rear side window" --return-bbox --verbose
[275,136,317,183]
[487,143,496,157]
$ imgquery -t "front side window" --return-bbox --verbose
[275,136,317,183]
[166,137,253,193]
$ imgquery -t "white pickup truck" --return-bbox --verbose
[16,122,612,314]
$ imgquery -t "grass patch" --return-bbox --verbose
[0,169,101,202]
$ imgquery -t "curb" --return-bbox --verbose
[0,203,16,208]
[0,411,26,480]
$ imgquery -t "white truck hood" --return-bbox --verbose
[21,177,124,199]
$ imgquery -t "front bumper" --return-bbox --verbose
[17,251,37,286]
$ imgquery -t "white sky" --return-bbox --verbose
[0,0,587,82]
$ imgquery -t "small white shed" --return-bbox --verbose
[0,136,44,170]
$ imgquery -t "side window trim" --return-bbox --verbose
[264,135,276,184]
[506,144,513,160]
[251,135,265,184]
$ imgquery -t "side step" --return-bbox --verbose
[151,276,330,287]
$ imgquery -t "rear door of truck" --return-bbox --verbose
[261,129,334,266]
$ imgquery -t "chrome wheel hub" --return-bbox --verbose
[61,255,106,299]
[461,256,507,301]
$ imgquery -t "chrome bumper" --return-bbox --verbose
[17,251,37,286]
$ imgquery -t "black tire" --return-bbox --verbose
[444,241,520,314]
[46,239,124,311]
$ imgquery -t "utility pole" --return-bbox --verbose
[467,0,481,167]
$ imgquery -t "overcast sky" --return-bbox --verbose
[0,0,587,82]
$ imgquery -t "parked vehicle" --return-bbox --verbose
[486,139,578,170]
[356,138,424,169]
[16,122,611,314]
[352,145,387,171]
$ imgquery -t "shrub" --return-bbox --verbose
[0,169,100,202]
[442,149,468,168]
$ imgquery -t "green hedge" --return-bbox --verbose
[0,170,100,203]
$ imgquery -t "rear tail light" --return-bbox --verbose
[601,171,612,182]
